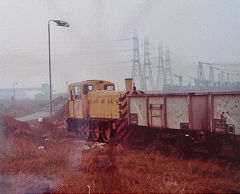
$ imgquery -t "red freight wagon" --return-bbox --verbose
[128,92,240,157]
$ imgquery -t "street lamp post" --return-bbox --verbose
[65,81,69,96]
[13,82,18,101]
[48,20,70,117]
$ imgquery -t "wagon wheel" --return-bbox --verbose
[101,127,111,143]
[177,134,193,159]
[206,135,221,157]
[82,123,90,140]
[234,141,240,161]
[91,124,100,142]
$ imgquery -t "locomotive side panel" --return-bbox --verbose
[88,92,97,118]
[68,86,74,118]
[88,90,120,119]
[72,85,87,119]
[73,99,84,118]
[213,94,240,135]
[166,96,189,130]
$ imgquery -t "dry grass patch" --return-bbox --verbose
[0,135,240,193]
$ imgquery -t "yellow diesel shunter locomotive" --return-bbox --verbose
[67,79,143,142]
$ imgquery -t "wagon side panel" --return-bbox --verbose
[129,96,147,126]
[213,94,240,135]
[148,96,165,128]
[166,96,189,130]
[191,95,208,130]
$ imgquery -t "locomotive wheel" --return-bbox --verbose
[91,125,100,142]
[75,126,82,139]
[101,127,111,143]
[81,123,90,140]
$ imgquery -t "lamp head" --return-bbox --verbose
[53,20,70,27]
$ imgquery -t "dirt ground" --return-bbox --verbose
[0,103,240,193]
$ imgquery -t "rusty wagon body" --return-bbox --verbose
[128,92,240,156]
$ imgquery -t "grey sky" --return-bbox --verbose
[0,0,239,92]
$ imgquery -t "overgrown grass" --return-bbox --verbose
[1,135,240,193]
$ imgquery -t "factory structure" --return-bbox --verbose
[131,32,240,93]
[0,84,50,100]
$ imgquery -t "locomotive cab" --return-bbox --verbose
[68,80,115,119]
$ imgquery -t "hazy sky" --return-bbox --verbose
[0,0,239,92]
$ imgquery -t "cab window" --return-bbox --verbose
[75,86,81,99]
[83,84,93,95]
[71,89,74,101]
[104,85,114,90]
[88,85,93,91]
